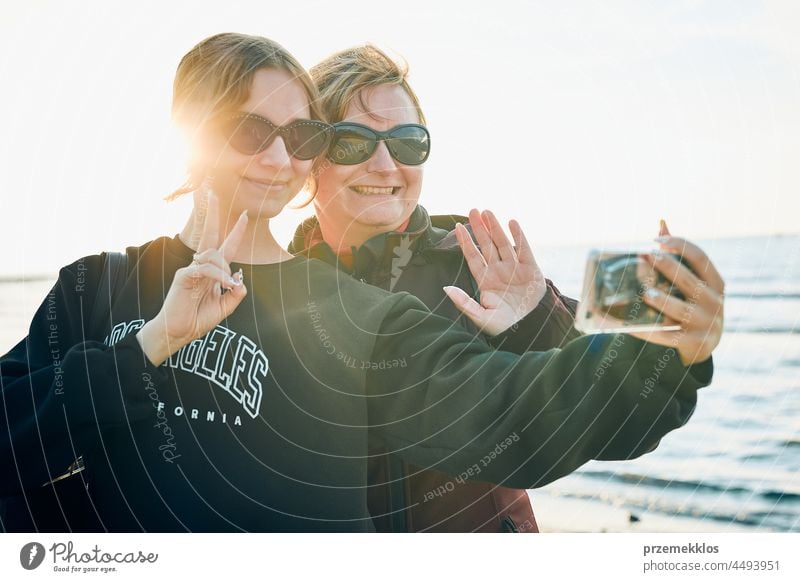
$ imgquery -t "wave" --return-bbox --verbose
[726,326,800,334]
[577,470,751,495]
[578,470,800,503]
[559,490,795,530]
[761,491,800,502]
[725,293,800,299]
[0,274,55,284]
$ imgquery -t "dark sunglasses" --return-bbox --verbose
[328,122,431,166]
[219,113,333,160]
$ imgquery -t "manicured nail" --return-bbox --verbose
[239,210,248,220]
[654,236,671,243]
[645,287,661,299]
[236,268,244,285]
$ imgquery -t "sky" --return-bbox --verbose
[1,0,798,276]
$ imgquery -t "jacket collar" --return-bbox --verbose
[288,205,469,275]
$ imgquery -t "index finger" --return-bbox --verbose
[196,188,220,253]
[657,236,725,295]
[455,222,488,283]
[508,219,538,266]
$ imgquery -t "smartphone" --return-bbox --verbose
[574,250,685,334]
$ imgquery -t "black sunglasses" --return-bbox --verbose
[328,122,431,166]
[219,113,333,160]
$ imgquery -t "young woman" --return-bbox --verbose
[0,33,723,532]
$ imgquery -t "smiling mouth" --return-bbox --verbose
[244,177,289,189]
[350,186,399,195]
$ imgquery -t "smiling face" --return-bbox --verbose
[314,84,424,247]
[202,67,315,220]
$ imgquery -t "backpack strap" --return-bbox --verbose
[42,251,129,488]
[89,251,129,343]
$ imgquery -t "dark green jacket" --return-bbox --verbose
[289,205,582,353]
[289,205,704,532]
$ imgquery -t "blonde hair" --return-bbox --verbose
[167,32,326,201]
[310,45,425,125]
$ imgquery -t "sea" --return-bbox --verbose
[531,234,800,532]
[1,234,798,531]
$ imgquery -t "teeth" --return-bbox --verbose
[352,186,395,195]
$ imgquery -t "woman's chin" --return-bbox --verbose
[232,188,297,218]
[241,199,286,220]
[355,206,411,229]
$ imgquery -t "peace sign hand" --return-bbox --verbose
[136,189,248,366]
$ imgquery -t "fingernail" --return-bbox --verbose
[645,287,661,299]
[654,236,671,243]
[240,210,248,220]
[228,276,237,285]
[236,268,244,285]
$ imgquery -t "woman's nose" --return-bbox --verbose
[366,141,398,173]
[256,135,292,168]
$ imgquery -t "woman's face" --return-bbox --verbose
[314,84,424,236]
[201,67,314,220]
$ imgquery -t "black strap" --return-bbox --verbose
[89,251,129,342]
[46,252,128,486]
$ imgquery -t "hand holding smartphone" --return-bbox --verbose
[575,250,688,334]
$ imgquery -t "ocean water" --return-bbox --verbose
[1,235,798,531]
[531,234,800,532]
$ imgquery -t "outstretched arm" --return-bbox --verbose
[368,235,722,489]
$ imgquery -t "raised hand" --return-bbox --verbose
[444,209,546,336]
[136,189,248,366]
[631,224,725,366]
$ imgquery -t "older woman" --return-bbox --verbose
[292,45,724,532]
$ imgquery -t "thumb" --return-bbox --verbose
[443,285,486,328]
